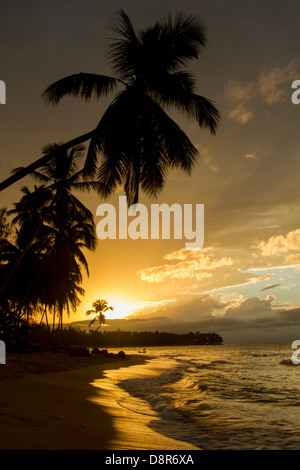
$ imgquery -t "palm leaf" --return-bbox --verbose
[86,309,96,316]
[108,9,140,78]
[157,11,207,69]
[42,73,118,105]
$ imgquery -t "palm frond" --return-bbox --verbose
[71,180,104,194]
[108,9,140,78]
[158,11,207,68]
[183,94,221,135]
[86,309,95,316]
[42,73,118,105]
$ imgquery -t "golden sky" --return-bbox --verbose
[1,0,300,343]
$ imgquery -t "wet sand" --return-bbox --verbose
[0,352,199,450]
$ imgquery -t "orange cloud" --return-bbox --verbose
[138,247,233,283]
[254,228,300,257]
[225,59,300,124]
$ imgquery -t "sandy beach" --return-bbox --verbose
[0,351,199,450]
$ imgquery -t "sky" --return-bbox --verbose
[1,0,300,343]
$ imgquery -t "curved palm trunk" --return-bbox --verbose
[0,129,96,192]
[40,307,51,345]
[82,323,103,347]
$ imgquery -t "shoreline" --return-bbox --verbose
[0,352,199,450]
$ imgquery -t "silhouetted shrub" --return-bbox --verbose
[69,347,91,357]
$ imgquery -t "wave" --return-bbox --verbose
[114,346,300,449]
[117,397,157,417]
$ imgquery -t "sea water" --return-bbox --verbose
[108,343,300,450]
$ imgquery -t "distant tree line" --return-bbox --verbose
[91,329,223,347]
[12,323,223,351]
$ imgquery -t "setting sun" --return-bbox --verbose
[93,297,137,320]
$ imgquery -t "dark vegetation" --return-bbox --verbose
[7,323,223,352]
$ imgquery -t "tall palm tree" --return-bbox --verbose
[4,146,98,337]
[13,143,100,222]
[0,186,53,299]
[0,216,45,343]
[39,211,96,333]
[0,10,220,201]
[25,144,98,331]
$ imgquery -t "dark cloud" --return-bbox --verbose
[72,297,300,344]
[260,284,281,291]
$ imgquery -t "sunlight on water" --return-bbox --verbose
[106,344,300,449]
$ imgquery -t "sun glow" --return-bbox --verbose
[102,297,137,320]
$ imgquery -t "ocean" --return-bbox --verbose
[104,343,300,450]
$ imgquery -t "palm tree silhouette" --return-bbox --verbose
[1,146,98,343]
[0,185,53,299]
[86,299,114,329]
[0,10,220,202]
[0,187,53,342]
[28,144,98,332]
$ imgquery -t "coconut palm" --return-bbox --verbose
[0,186,53,299]
[0,218,46,343]
[86,299,114,331]
[25,145,98,331]
[13,143,101,223]
[3,145,98,339]
[38,210,96,333]
[0,10,220,201]
[0,207,11,240]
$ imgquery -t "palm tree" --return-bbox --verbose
[25,144,98,333]
[86,299,114,332]
[0,207,11,240]
[0,216,46,344]
[2,146,98,342]
[39,212,96,334]
[0,185,53,299]
[13,143,101,222]
[0,10,220,202]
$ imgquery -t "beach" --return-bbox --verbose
[0,351,199,450]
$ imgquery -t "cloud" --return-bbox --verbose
[280,283,296,291]
[196,145,219,172]
[91,295,300,343]
[260,283,281,291]
[243,153,257,160]
[224,59,300,123]
[138,261,213,283]
[285,253,300,264]
[228,104,254,124]
[254,228,300,260]
[258,59,300,104]
[138,247,233,283]
[211,293,277,321]
[73,281,300,342]
[224,79,255,102]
